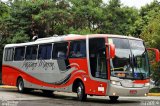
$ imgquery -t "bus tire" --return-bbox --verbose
[17,78,26,93]
[109,96,119,102]
[77,82,87,101]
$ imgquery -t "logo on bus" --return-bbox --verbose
[22,60,55,70]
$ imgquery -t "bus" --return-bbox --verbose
[2,34,159,101]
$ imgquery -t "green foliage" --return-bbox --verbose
[0,2,10,72]
[0,0,141,39]
[69,27,95,35]
[134,0,160,37]
[100,0,139,35]
[141,14,160,49]
[0,2,10,36]
[149,88,160,93]
[7,31,29,43]
[139,0,160,86]
[69,0,104,33]
[141,14,160,85]
[140,0,160,24]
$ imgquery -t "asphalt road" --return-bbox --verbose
[0,88,160,106]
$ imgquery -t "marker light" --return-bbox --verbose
[113,93,116,96]
[145,82,150,87]
[145,93,148,96]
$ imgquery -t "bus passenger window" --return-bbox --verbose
[4,48,14,61]
[25,46,38,60]
[52,42,68,59]
[14,47,25,61]
[38,44,52,60]
[69,40,86,58]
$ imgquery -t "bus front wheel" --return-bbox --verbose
[77,82,87,101]
[109,96,119,102]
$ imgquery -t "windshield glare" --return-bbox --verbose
[109,38,149,80]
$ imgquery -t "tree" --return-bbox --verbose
[134,0,160,37]
[0,2,10,37]
[140,0,160,25]
[141,14,160,49]
[100,0,139,36]
[0,2,10,73]
[69,0,104,34]
[139,0,160,86]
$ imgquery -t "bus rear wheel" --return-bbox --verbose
[109,96,119,102]
[77,82,87,101]
[17,78,25,93]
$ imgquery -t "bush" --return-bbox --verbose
[149,88,160,93]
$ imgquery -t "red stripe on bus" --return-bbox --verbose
[133,79,150,84]
[2,65,84,88]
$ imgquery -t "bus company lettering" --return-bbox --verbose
[22,60,55,70]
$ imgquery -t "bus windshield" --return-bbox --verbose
[109,38,149,80]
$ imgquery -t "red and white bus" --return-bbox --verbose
[2,34,159,101]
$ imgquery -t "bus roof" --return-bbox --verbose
[4,34,142,48]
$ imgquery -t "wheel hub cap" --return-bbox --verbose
[19,81,23,91]
[77,86,82,96]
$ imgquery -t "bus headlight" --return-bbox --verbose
[111,81,121,86]
[145,82,150,87]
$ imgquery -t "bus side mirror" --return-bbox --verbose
[147,48,159,62]
[109,43,115,59]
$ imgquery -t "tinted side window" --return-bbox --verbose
[14,47,25,61]
[4,48,14,61]
[38,44,52,60]
[52,42,68,59]
[111,38,130,49]
[25,45,38,60]
[69,40,86,58]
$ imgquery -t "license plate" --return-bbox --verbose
[130,90,137,94]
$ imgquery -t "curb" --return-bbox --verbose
[0,85,17,89]
[148,93,160,96]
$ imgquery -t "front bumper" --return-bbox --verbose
[107,84,150,96]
